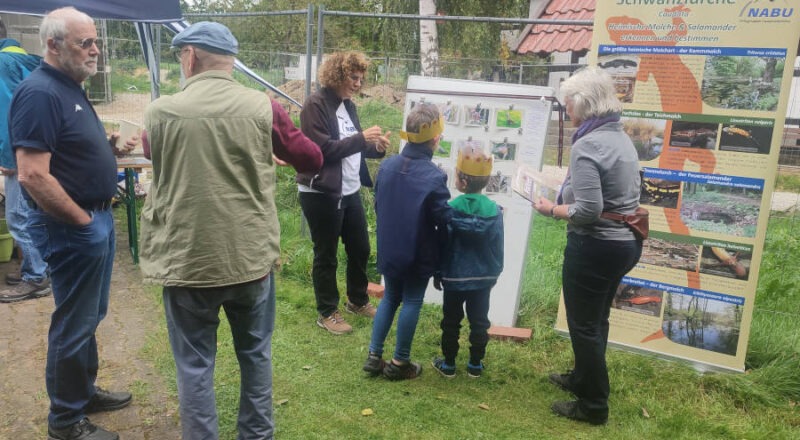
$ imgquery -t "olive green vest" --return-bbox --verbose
[140,70,278,287]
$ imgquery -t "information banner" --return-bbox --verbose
[554,1,800,371]
[403,76,554,327]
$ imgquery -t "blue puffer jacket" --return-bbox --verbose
[375,143,452,279]
[441,194,504,291]
[1,39,42,169]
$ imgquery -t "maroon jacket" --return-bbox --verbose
[296,87,385,197]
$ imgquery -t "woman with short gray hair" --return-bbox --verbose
[533,66,643,425]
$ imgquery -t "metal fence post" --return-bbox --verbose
[304,4,314,103]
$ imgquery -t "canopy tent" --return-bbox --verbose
[0,0,299,105]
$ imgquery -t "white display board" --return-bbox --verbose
[402,76,554,327]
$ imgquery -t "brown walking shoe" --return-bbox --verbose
[316,310,352,335]
[345,300,377,318]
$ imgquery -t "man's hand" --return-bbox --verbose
[272,154,289,167]
[109,132,138,157]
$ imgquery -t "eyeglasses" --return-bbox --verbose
[56,37,102,50]
[174,47,191,63]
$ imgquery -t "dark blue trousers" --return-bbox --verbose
[29,209,116,428]
[440,288,491,366]
[561,232,642,419]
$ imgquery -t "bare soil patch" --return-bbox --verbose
[0,216,181,439]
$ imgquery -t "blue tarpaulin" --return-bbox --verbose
[0,0,182,22]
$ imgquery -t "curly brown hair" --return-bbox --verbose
[318,51,369,90]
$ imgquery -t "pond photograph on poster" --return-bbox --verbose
[639,237,699,272]
[612,283,663,316]
[701,55,784,111]
[699,245,751,280]
[680,182,761,238]
[622,117,665,161]
[719,124,773,155]
[661,292,742,356]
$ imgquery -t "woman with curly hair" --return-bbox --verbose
[296,51,391,335]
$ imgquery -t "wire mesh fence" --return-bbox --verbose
[6,9,796,353]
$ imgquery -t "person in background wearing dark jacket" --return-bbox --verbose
[432,146,503,379]
[297,51,390,335]
[362,103,452,380]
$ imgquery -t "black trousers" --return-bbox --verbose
[440,288,491,366]
[561,232,642,418]
[299,191,370,317]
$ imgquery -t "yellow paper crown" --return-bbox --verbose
[456,146,493,177]
[400,116,445,144]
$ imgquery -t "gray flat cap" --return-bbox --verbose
[172,21,238,55]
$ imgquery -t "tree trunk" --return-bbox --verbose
[762,58,777,83]
[419,0,439,76]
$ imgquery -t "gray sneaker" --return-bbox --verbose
[0,278,51,303]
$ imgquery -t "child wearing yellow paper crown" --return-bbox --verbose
[432,145,504,378]
[363,103,453,380]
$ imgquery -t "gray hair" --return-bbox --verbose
[560,66,622,121]
[39,7,94,55]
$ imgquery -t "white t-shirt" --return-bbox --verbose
[298,102,362,195]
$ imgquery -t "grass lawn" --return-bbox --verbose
[139,99,800,439]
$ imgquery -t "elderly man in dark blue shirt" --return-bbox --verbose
[10,7,132,440]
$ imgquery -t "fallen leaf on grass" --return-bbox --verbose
[642,407,650,418]
[302,365,312,370]
[361,408,374,416]
[478,403,490,411]
[275,399,289,406]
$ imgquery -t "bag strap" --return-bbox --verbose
[600,211,626,222]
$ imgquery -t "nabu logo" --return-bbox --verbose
[739,0,794,18]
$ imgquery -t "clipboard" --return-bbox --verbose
[512,164,560,203]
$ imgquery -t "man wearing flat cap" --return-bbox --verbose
[140,21,322,439]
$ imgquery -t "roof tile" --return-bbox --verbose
[516,0,595,54]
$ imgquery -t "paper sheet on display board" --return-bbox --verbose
[553,2,800,372]
[395,76,554,327]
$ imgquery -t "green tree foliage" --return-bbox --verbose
[180,0,531,78]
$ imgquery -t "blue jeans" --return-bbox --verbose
[562,233,642,419]
[4,175,48,282]
[368,275,428,362]
[163,273,276,440]
[28,208,116,428]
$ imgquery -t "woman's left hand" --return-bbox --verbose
[533,196,554,217]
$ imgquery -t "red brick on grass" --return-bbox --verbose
[489,326,532,342]
[367,282,384,298]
